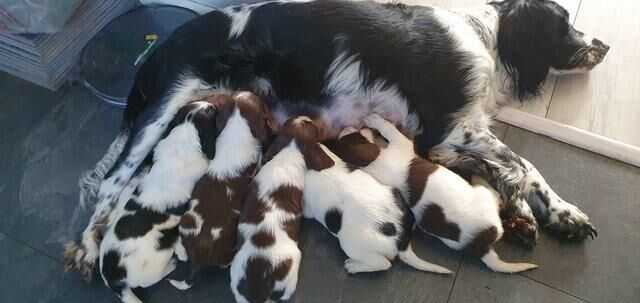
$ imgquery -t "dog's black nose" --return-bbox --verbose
[593,38,610,53]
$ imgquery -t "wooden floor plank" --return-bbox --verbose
[546,0,640,146]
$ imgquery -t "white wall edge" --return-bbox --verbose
[497,106,640,168]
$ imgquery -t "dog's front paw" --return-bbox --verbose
[503,217,539,248]
[548,205,597,241]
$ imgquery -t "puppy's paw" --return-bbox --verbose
[338,126,359,139]
[363,113,387,129]
[359,128,375,143]
[503,217,539,248]
[344,258,365,274]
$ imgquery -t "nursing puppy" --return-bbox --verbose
[230,116,322,303]
[99,102,216,303]
[169,92,270,290]
[333,114,536,273]
[303,140,452,275]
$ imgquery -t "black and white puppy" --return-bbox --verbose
[303,136,452,274]
[99,102,216,303]
[169,92,270,290]
[334,114,536,273]
[230,116,321,303]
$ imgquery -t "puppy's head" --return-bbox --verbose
[332,127,381,168]
[216,91,272,147]
[492,0,610,99]
[263,116,334,171]
[170,101,218,159]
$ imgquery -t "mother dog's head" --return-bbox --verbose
[491,0,610,100]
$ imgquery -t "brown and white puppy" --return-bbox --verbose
[333,114,536,273]
[169,92,270,290]
[303,141,451,275]
[230,116,325,303]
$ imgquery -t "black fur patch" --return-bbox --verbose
[165,203,189,216]
[345,163,359,173]
[324,208,342,235]
[463,132,472,145]
[115,205,169,240]
[158,227,179,250]
[101,250,127,296]
[392,188,414,251]
[377,222,397,236]
[270,289,285,301]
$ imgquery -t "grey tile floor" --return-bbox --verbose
[0,72,638,302]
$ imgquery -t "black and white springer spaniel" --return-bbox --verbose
[66,0,609,278]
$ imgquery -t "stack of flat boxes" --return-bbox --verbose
[0,0,138,90]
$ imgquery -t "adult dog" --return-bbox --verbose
[67,0,608,277]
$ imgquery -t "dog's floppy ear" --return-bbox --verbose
[262,135,291,165]
[305,144,335,171]
[332,133,380,167]
[493,0,554,100]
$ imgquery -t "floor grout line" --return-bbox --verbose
[544,77,561,118]
[0,230,63,265]
[517,273,592,303]
[545,0,582,119]
[501,125,510,141]
[445,255,464,303]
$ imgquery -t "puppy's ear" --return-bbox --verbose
[262,136,291,165]
[192,107,218,160]
[305,144,335,171]
[332,133,380,167]
[216,100,236,134]
[248,111,271,147]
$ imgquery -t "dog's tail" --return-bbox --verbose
[398,245,453,274]
[78,127,129,209]
[481,249,537,273]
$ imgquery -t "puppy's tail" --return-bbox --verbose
[119,287,143,303]
[169,279,193,290]
[481,249,537,273]
[398,245,453,274]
